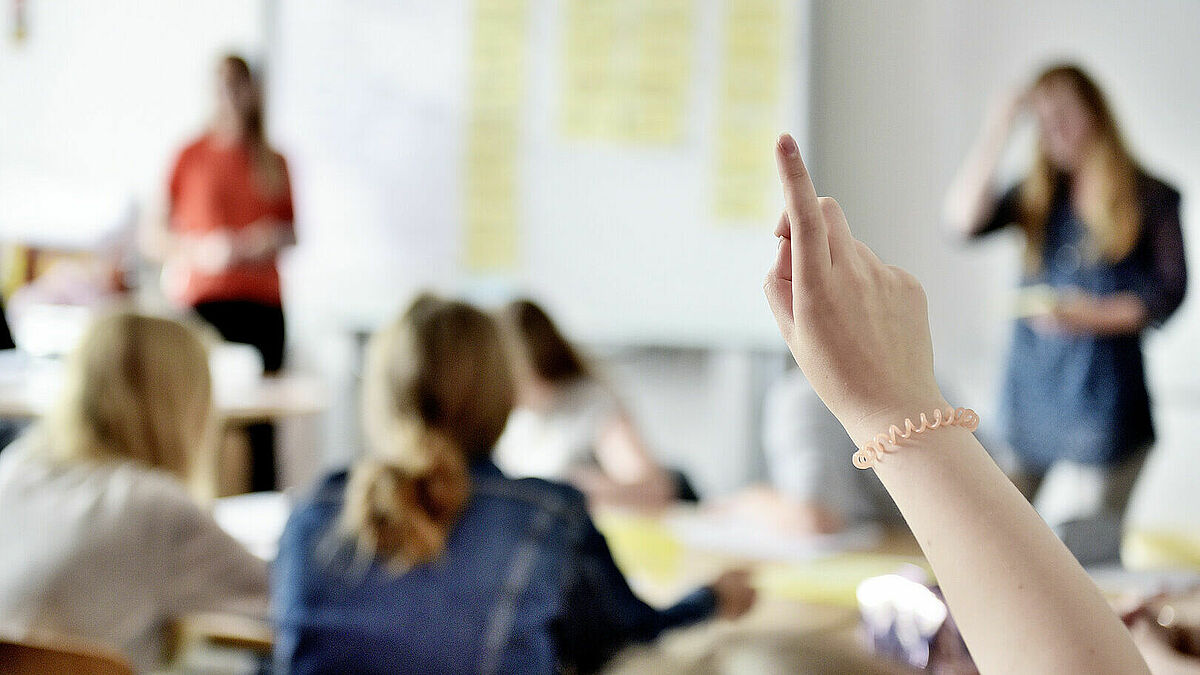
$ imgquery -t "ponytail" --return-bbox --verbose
[343,427,469,568]
[342,296,514,570]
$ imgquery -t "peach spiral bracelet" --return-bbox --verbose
[852,407,980,469]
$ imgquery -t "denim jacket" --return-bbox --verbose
[272,460,716,674]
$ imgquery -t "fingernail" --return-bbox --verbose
[778,133,798,157]
[777,237,785,250]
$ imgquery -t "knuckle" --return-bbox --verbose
[818,196,843,218]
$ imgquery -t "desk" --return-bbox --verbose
[0,350,328,495]
[0,355,327,423]
[594,510,922,674]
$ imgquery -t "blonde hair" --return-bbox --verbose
[44,312,213,486]
[1020,64,1141,269]
[343,294,515,569]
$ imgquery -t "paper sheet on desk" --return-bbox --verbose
[595,509,926,609]
[213,492,291,561]
[664,511,883,561]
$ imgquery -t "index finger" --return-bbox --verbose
[775,134,830,277]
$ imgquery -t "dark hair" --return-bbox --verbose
[501,299,591,383]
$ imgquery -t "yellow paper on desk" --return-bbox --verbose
[756,553,931,608]
[594,511,684,584]
[1122,528,1200,572]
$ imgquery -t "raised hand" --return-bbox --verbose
[763,134,947,446]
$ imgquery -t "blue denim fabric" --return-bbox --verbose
[273,460,715,674]
[979,173,1185,467]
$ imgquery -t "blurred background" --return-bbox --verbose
[1,0,1196,531]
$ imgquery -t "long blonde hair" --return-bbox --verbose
[1019,64,1141,268]
[343,294,515,569]
[44,312,213,485]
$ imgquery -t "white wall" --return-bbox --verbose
[808,0,1200,528]
[0,1,265,235]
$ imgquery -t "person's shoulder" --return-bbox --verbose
[473,472,589,522]
[122,463,204,518]
[176,134,213,161]
[1138,171,1182,206]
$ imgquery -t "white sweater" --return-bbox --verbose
[0,434,268,672]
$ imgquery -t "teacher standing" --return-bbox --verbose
[943,64,1186,555]
[162,54,296,492]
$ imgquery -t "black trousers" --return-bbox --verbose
[194,300,285,492]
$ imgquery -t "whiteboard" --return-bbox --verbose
[270,0,810,347]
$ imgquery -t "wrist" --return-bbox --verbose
[842,393,952,449]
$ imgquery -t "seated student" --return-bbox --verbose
[494,299,685,510]
[0,312,268,672]
[273,295,754,674]
[714,368,898,535]
[766,133,1148,672]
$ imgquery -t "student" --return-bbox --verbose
[494,299,683,510]
[767,132,1149,672]
[0,312,268,672]
[155,54,297,492]
[943,64,1186,559]
[273,295,754,674]
[715,367,895,535]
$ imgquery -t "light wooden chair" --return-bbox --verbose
[0,637,133,675]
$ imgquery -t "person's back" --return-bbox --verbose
[274,296,753,674]
[0,313,268,671]
[0,435,266,670]
[277,463,604,674]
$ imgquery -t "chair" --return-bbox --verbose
[0,637,133,675]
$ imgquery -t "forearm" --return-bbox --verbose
[231,220,295,264]
[570,466,673,510]
[1056,292,1148,336]
[943,114,1013,236]
[658,586,717,632]
[852,406,1149,674]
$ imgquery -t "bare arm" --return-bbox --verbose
[1049,291,1149,336]
[228,219,296,264]
[764,134,1148,673]
[942,89,1025,236]
[571,412,675,510]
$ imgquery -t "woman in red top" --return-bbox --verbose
[163,54,295,491]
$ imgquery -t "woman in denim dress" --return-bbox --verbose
[944,64,1186,562]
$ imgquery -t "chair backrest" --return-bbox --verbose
[0,637,133,675]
